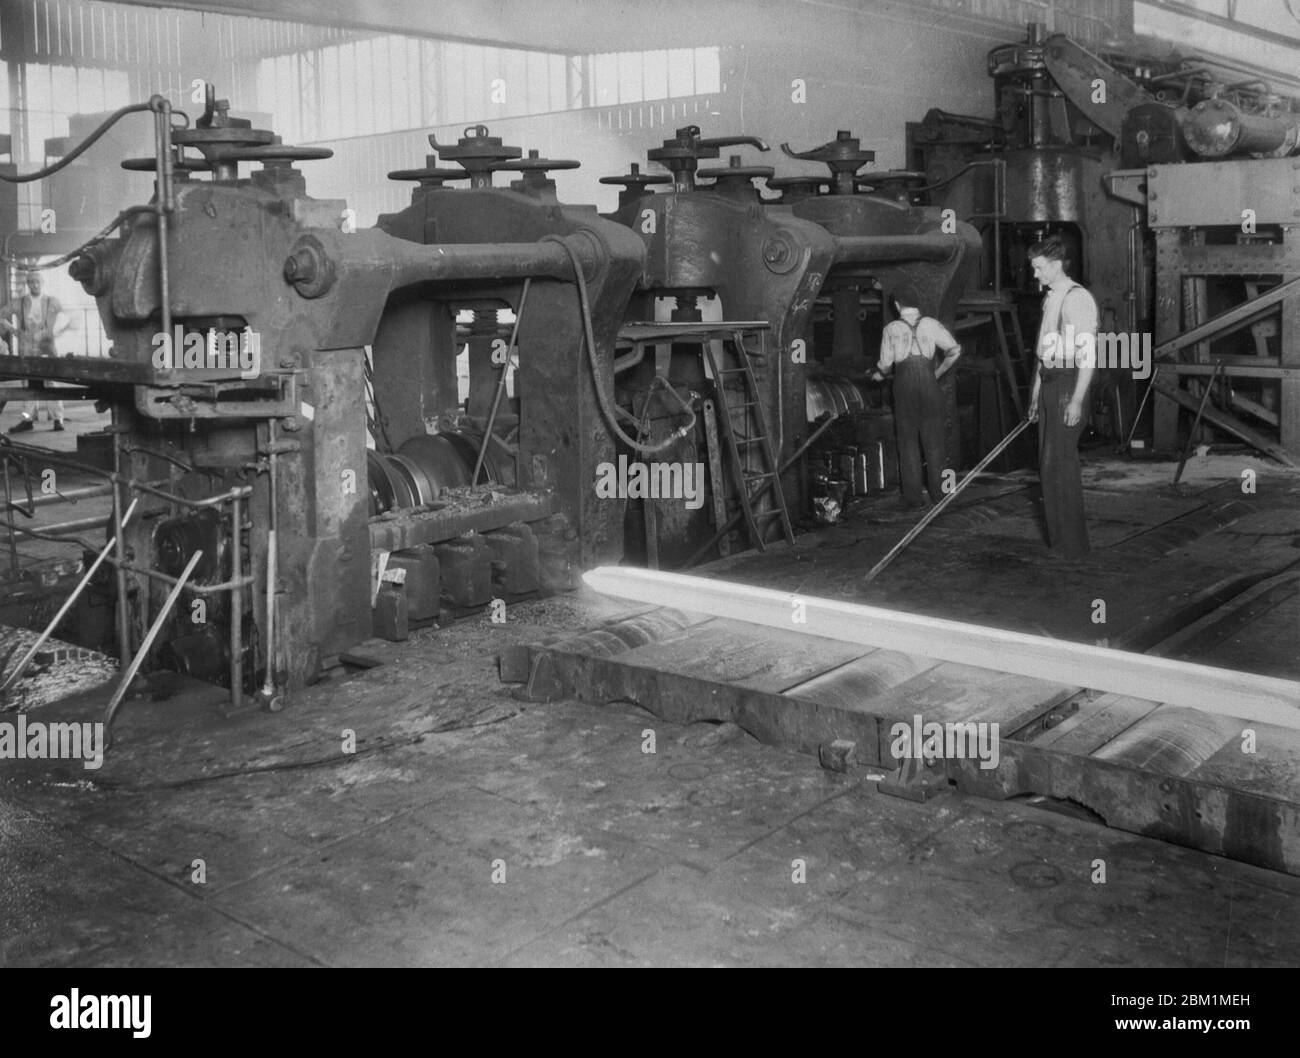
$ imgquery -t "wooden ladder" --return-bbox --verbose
[702,331,794,551]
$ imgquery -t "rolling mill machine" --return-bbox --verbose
[2,92,981,710]
[598,125,979,564]
[2,87,644,707]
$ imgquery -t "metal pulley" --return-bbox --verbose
[781,130,876,194]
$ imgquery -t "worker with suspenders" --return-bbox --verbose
[873,286,962,507]
[1026,235,1098,560]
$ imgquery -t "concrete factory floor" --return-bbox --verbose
[2,420,1299,966]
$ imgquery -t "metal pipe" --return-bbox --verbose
[473,278,530,486]
[260,419,279,706]
[110,420,130,668]
[5,482,114,508]
[15,513,110,536]
[229,491,242,708]
[3,456,17,576]
[104,547,202,734]
[0,438,250,508]
[0,499,139,694]
[110,562,252,594]
[153,98,174,341]
[1184,96,1300,158]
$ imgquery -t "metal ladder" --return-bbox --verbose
[702,331,794,551]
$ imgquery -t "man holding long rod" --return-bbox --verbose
[1025,235,1097,561]
[863,239,1097,584]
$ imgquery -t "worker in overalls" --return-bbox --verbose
[1,270,69,432]
[872,285,962,507]
[1026,236,1097,559]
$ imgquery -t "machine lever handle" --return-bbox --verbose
[698,135,770,152]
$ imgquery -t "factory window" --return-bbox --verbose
[585,46,721,106]
[249,36,720,145]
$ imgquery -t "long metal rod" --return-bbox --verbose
[1,499,139,695]
[6,483,114,509]
[3,456,17,576]
[7,513,109,537]
[863,418,1031,584]
[229,492,243,708]
[154,99,173,342]
[261,420,279,703]
[1121,365,1159,454]
[110,421,130,667]
[473,278,530,485]
[104,548,203,733]
[0,438,249,508]
[1173,362,1223,484]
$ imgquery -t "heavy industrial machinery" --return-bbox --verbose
[0,87,983,708]
[600,125,980,563]
[908,22,1300,462]
[2,88,644,703]
[767,130,981,505]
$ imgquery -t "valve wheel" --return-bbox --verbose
[490,157,581,172]
[121,156,212,173]
[209,145,334,163]
[388,166,469,182]
[600,164,671,188]
[173,126,277,148]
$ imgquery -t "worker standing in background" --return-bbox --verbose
[1,270,69,432]
[872,286,962,507]
[1026,235,1097,560]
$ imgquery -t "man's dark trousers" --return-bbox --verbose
[893,354,946,505]
[1038,366,1090,558]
